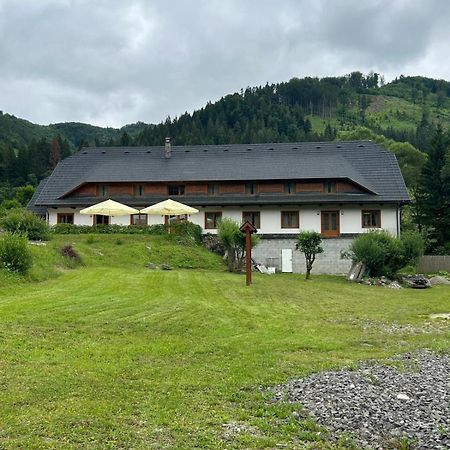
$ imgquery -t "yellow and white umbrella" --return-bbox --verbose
[140,199,199,216]
[80,199,139,217]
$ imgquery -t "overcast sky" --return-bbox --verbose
[1,0,449,128]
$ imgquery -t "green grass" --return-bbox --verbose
[0,236,449,449]
[5,234,225,285]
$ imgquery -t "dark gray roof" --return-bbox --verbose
[27,178,49,215]
[30,141,410,207]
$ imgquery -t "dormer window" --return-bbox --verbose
[284,182,295,194]
[98,185,108,196]
[168,185,185,196]
[324,181,336,193]
[208,183,219,195]
[135,185,145,196]
[245,183,257,195]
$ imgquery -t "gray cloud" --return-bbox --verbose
[0,0,449,127]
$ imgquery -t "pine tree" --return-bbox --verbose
[420,126,450,251]
[49,137,61,169]
[120,131,130,146]
[58,135,71,159]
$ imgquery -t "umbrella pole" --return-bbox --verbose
[164,215,171,234]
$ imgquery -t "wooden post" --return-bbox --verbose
[240,221,257,286]
[245,229,252,285]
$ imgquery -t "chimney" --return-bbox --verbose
[164,137,171,159]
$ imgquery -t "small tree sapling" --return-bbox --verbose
[296,231,323,280]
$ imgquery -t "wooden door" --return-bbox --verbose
[321,211,340,237]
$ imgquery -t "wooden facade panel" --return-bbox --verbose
[186,183,208,194]
[296,182,324,193]
[70,180,363,198]
[258,182,284,193]
[108,184,134,195]
[73,184,97,196]
[336,181,362,193]
[145,183,167,194]
[219,183,246,194]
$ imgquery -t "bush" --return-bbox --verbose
[218,218,259,272]
[400,231,425,265]
[59,244,81,259]
[59,245,84,266]
[0,232,33,274]
[0,208,49,240]
[202,234,225,255]
[345,230,424,277]
[295,231,324,279]
[168,221,203,244]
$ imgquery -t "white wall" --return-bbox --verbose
[48,208,167,226]
[340,205,398,235]
[48,204,399,236]
[193,205,398,236]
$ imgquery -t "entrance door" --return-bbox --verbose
[281,248,293,273]
[321,211,340,237]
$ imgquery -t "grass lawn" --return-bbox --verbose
[0,235,449,449]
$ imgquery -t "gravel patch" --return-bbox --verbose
[327,317,448,335]
[272,351,450,449]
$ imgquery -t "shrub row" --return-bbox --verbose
[52,221,203,244]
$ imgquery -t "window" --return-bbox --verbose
[57,213,74,224]
[324,181,336,193]
[135,185,145,196]
[205,212,222,229]
[245,183,257,195]
[362,210,381,228]
[164,214,188,225]
[242,211,260,228]
[130,213,148,225]
[284,182,295,194]
[281,211,299,228]
[207,183,219,195]
[168,185,185,196]
[98,185,108,196]
[94,215,109,225]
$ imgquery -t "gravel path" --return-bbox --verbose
[272,351,450,449]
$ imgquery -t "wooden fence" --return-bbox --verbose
[417,256,450,273]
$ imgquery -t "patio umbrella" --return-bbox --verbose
[140,199,199,231]
[80,199,139,222]
[140,199,199,216]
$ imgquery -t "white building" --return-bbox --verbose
[30,140,410,274]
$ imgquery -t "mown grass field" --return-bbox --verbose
[0,235,449,449]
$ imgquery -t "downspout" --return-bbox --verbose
[396,204,400,237]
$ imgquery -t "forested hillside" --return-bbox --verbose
[1,73,449,185]
[1,72,450,252]
[136,74,450,151]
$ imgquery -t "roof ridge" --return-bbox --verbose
[79,140,375,152]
